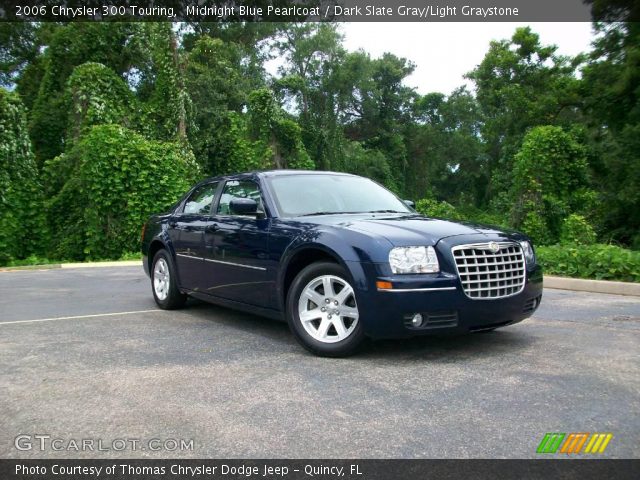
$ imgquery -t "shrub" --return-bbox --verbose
[66,62,137,143]
[537,244,640,282]
[510,125,593,244]
[0,89,43,266]
[415,198,463,220]
[560,214,597,245]
[47,124,199,260]
[521,211,553,246]
[455,205,509,229]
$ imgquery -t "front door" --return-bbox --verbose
[202,179,271,306]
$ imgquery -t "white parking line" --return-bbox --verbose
[0,309,160,326]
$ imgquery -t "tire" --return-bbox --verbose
[286,262,365,357]
[151,249,187,310]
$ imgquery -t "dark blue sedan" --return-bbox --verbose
[142,170,543,356]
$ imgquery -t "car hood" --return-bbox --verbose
[302,214,512,246]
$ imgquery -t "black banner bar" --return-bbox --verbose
[2,0,635,23]
[0,459,638,480]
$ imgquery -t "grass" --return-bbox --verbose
[5,252,142,268]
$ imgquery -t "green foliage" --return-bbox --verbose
[67,62,136,143]
[580,18,640,246]
[47,125,199,260]
[139,23,192,141]
[215,111,272,174]
[0,89,43,265]
[3,21,640,268]
[185,36,256,173]
[510,126,594,244]
[27,23,146,165]
[406,87,483,202]
[560,214,597,245]
[537,244,640,282]
[247,88,313,170]
[6,255,61,267]
[338,141,396,190]
[415,198,463,221]
[1,23,40,87]
[275,24,346,171]
[466,27,582,199]
[521,212,553,246]
[455,203,509,229]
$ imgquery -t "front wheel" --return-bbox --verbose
[151,250,187,310]
[287,262,365,357]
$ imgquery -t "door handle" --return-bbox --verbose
[168,220,177,228]
[205,224,218,233]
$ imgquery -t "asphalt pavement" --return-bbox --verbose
[0,266,638,458]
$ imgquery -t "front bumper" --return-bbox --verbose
[354,262,543,339]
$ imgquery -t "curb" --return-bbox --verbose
[0,260,141,272]
[544,275,640,297]
[60,260,141,269]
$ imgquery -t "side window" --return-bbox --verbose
[183,183,218,215]
[217,180,264,216]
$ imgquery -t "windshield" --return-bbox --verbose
[268,174,412,217]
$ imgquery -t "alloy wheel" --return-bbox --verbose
[297,275,359,343]
[153,258,170,301]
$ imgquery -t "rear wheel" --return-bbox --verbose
[287,262,365,357]
[151,250,187,309]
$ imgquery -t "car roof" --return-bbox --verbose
[259,169,357,178]
[198,169,358,184]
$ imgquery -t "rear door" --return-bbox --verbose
[169,182,218,291]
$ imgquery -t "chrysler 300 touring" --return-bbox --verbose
[142,170,543,356]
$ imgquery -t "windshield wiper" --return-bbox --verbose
[299,210,409,217]
[299,211,359,217]
[365,209,408,214]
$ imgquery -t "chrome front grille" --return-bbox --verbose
[452,242,526,300]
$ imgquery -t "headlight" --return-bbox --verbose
[519,240,535,266]
[389,246,440,274]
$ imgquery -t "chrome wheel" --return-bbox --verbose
[153,258,170,301]
[297,275,359,344]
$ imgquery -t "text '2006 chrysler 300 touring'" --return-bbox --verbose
[142,170,542,356]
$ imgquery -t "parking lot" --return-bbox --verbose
[1,265,639,458]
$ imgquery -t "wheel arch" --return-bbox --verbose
[147,239,167,274]
[278,242,369,312]
[278,246,342,311]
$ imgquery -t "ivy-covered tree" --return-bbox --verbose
[0,89,43,265]
[66,62,137,143]
[27,23,145,165]
[247,88,313,170]
[510,126,594,245]
[47,125,199,260]
[138,23,191,141]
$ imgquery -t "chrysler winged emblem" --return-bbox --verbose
[488,242,500,253]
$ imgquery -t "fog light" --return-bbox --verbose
[411,313,424,327]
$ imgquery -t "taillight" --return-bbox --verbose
[140,223,147,244]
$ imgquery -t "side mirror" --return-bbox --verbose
[403,200,415,209]
[230,198,259,215]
